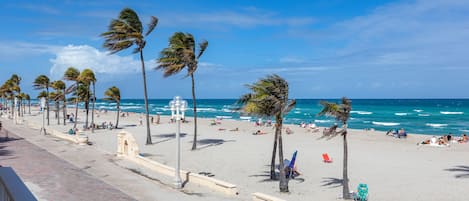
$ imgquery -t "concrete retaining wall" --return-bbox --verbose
[117,131,239,196]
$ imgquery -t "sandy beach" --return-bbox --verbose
[4,107,469,201]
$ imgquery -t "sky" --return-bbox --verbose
[1,0,469,99]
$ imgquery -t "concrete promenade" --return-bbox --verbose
[0,120,236,201]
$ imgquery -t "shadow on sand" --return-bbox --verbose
[194,139,235,150]
[444,165,469,178]
[151,133,188,144]
[321,177,343,188]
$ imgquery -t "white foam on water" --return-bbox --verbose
[459,129,469,133]
[418,114,430,117]
[395,113,408,116]
[413,109,423,112]
[372,121,400,126]
[120,106,143,110]
[314,120,331,123]
[440,111,464,115]
[222,109,234,113]
[351,111,373,115]
[363,121,371,123]
[426,123,448,128]
[239,116,252,120]
[196,108,217,112]
[216,116,232,119]
[294,111,301,114]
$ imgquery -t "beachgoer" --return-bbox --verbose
[151,116,154,124]
[139,115,143,126]
[283,159,301,178]
[286,127,293,134]
[229,128,239,131]
[458,134,469,143]
[156,114,160,124]
[253,130,266,135]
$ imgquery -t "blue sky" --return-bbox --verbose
[1,0,468,99]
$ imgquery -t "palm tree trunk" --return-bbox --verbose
[115,102,120,128]
[63,89,66,125]
[56,101,60,125]
[28,100,31,114]
[277,117,288,192]
[91,82,95,133]
[140,50,152,145]
[342,124,351,199]
[85,100,89,129]
[11,99,14,119]
[74,81,79,129]
[46,87,50,125]
[270,122,279,179]
[191,74,198,150]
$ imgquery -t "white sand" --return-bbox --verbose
[15,107,469,200]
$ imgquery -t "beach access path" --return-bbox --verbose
[0,120,237,201]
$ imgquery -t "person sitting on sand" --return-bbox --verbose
[253,130,267,135]
[229,128,239,132]
[283,159,301,178]
[286,127,293,134]
[398,128,407,138]
[458,134,469,143]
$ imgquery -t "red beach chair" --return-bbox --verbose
[322,153,333,163]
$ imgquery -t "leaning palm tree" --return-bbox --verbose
[104,86,121,128]
[33,75,50,125]
[78,69,96,132]
[63,67,80,128]
[101,8,158,144]
[317,97,352,199]
[51,80,66,125]
[157,32,208,150]
[236,74,296,192]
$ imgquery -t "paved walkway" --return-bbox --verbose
[0,129,134,201]
[0,119,238,201]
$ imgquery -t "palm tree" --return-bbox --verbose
[9,75,21,119]
[63,67,80,128]
[74,83,90,129]
[236,74,296,192]
[33,75,50,125]
[25,94,31,114]
[157,32,208,150]
[51,80,66,125]
[19,93,27,116]
[37,91,48,99]
[104,86,121,128]
[101,8,158,145]
[317,97,352,199]
[78,69,96,132]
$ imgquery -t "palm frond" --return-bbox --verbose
[145,16,158,36]
[197,40,208,59]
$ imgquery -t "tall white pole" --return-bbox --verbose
[175,99,182,188]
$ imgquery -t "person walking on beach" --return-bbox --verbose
[139,115,143,126]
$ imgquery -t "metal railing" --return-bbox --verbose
[0,167,37,201]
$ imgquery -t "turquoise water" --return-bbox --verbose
[78,99,469,135]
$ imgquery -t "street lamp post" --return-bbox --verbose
[40,97,46,135]
[169,96,187,189]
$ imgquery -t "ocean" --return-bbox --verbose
[70,99,469,135]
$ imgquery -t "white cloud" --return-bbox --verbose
[49,45,145,79]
